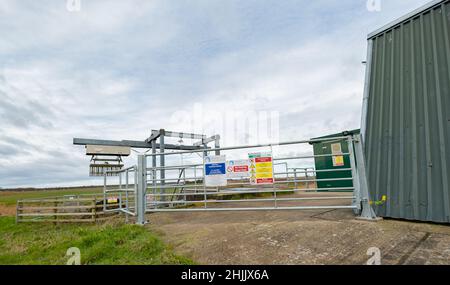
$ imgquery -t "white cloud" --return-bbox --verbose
[0,0,433,187]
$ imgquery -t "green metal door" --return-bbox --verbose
[311,130,359,192]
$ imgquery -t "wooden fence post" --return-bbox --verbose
[92,197,97,223]
[15,201,20,224]
[54,200,58,225]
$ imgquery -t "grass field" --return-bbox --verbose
[0,184,314,265]
[0,187,103,206]
[0,187,194,265]
[0,216,193,265]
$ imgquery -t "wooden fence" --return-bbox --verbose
[16,194,128,223]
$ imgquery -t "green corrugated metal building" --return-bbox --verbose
[362,0,450,223]
[311,129,359,191]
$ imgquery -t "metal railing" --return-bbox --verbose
[99,134,377,224]
[103,166,137,222]
[125,134,377,224]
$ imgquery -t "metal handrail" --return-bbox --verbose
[146,187,355,197]
[148,196,355,205]
[143,136,352,157]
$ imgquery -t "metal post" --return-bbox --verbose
[360,39,374,143]
[136,155,147,225]
[160,130,166,202]
[304,168,309,191]
[353,134,378,220]
[151,140,157,208]
[134,169,138,214]
[119,173,122,210]
[284,163,288,181]
[294,168,297,189]
[183,166,187,205]
[103,172,107,212]
[194,166,197,193]
[203,144,208,157]
[270,146,277,208]
[215,135,221,156]
[347,136,361,214]
[125,170,129,223]
[202,151,207,209]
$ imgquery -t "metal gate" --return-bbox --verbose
[102,166,137,222]
[104,134,377,224]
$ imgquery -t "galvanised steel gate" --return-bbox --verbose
[104,134,377,224]
[102,166,137,222]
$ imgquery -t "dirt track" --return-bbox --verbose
[147,192,450,265]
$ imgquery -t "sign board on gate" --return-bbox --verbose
[204,155,227,187]
[226,159,250,178]
[331,143,344,167]
[248,152,274,185]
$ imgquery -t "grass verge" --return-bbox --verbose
[0,216,194,265]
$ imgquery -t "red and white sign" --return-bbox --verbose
[256,178,274,184]
[233,165,249,172]
[226,159,250,178]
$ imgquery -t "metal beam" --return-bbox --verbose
[193,134,220,146]
[145,129,206,143]
[145,130,161,143]
[73,138,204,150]
[164,130,206,140]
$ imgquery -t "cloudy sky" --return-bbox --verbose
[0,0,432,188]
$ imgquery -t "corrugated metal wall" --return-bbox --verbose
[364,0,450,223]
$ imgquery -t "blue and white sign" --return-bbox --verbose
[204,155,227,187]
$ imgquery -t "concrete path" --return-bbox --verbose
[146,193,450,265]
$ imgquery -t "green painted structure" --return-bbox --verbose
[311,129,360,191]
[363,0,450,223]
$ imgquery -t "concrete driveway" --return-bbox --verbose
[147,192,450,265]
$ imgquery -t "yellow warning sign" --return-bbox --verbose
[256,166,273,172]
[331,142,344,167]
[248,152,274,185]
[255,172,273,178]
[333,155,344,167]
[256,162,272,168]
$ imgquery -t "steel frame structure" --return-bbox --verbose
[144,129,220,202]
[74,129,220,177]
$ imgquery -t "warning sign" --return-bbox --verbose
[332,155,344,167]
[226,159,250,178]
[331,143,344,167]
[248,152,274,185]
[204,155,227,187]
